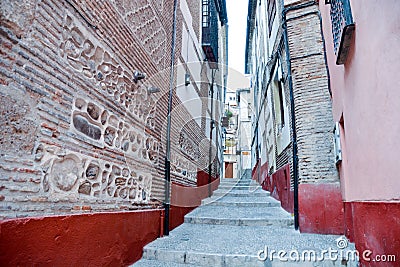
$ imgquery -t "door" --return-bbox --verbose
[225,162,233,178]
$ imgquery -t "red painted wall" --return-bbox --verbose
[169,206,195,230]
[197,170,219,187]
[0,210,162,266]
[170,176,219,231]
[298,183,344,235]
[251,159,260,181]
[0,177,221,267]
[348,202,400,267]
[256,163,294,214]
[254,163,343,234]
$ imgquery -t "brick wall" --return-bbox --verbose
[0,0,215,220]
[286,4,339,184]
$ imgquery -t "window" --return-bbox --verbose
[277,81,285,127]
[202,0,209,28]
[272,63,285,130]
[267,0,276,36]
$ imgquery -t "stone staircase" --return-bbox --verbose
[132,177,358,267]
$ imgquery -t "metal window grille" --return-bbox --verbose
[202,0,209,28]
[329,0,355,64]
[267,0,276,36]
[202,0,219,67]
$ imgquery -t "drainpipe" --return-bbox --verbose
[164,0,179,236]
[281,0,316,231]
[208,70,216,197]
[236,88,251,179]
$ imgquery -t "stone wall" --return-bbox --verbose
[0,0,212,219]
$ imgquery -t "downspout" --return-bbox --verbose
[164,0,179,236]
[281,0,316,231]
[208,70,216,197]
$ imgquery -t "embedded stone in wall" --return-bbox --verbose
[39,146,153,203]
[60,12,157,125]
[104,126,116,146]
[73,114,102,140]
[115,0,167,66]
[87,102,100,120]
[49,155,80,191]
[85,163,100,180]
[179,132,200,160]
[71,97,160,164]
[78,181,92,195]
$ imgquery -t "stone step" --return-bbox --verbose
[201,196,281,207]
[184,206,293,227]
[219,179,251,183]
[217,185,260,190]
[201,195,274,205]
[184,216,293,227]
[218,183,252,188]
[134,223,358,267]
[132,259,201,267]
[212,189,270,197]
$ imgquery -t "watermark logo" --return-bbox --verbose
[257,236,396,263]
[336,236,348,249]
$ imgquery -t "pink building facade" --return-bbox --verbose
[320,0,400,265]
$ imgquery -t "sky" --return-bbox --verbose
[226,0,250,91]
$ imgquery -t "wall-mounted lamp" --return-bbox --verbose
[147,86,161,94]
[185,73,191,86]
[210,119,215,129]
[133,70,146,83]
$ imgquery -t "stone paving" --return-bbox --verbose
[132,177,358,267]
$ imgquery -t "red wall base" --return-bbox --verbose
[0,175,219,266]
[255,163,294,213]
[170,176,219,231]
[253,161,400,266]
[346,202,400,267]
[169,206,195,230]
[0,210,162,266]
[266,164,293,213]
[251,159,260,181]
[298,183,344,235]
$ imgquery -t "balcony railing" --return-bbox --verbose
[329,0,355,64]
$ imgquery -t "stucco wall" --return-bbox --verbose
[319,0,400,202]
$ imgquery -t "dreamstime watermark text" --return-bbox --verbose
[257,236,396,263]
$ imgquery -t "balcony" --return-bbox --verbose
[329,0,355,64]
[202,0,219,68]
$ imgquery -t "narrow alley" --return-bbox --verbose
[0,0,399,266]
[134,175,357,266]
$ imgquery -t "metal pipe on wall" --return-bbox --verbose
[164,0,179,236]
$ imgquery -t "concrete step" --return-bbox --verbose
[219,178,251,184]
[219,182,251,186]
[212,188,270,197]
[217,185,261,190]
[201,196,281,207]
[134,223,358,267]
[132,259,201,267]
[184,206,293,227]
